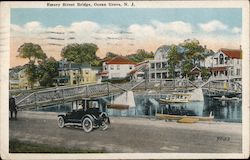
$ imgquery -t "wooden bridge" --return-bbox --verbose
[201,80,242,97]
[14,79,198,110]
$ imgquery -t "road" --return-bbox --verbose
[9,111,242,153]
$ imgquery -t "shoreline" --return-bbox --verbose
[15,111,242,134]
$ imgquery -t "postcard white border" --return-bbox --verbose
[1,1,249,159]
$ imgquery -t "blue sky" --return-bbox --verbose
[10,8,242,67]
[11,8,241,28]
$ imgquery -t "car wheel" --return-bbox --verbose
[82,117,93,133]
[58,116,65,128]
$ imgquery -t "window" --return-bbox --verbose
[215,58,218,65]
[151,73,155,78]
[237,59,240,64]
[117,65,120,70]
[110,65,114,70]
[236,69,240,75]
[151,63,155,69]
[85,70,89,74]
[219,54,224,64]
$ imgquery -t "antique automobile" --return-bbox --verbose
[57,99,110,133]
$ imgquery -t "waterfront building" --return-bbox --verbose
[209,48,242,82]
[100,56,136,80]
[148,45,170,82]
[9,66,39,90]
[55,59,100,86]
[127,60,149,81]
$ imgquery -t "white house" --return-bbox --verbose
[148,45,171,81]
[210,48,242,82]
[101,56,136,79]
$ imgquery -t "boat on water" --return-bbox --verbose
[213,95,240,101]
[160,93,191,103]
[156,111,214,122]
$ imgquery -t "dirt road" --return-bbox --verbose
[9,111,242,153]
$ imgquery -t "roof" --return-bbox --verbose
[106,56,136,65]
[209,66,227,72]
[219,48,242,59]
[189,66,201,74]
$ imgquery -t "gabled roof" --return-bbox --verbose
[219,48,242,59]
[106,56,136,65]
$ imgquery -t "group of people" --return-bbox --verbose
[9,97,18,120]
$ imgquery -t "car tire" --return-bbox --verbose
[82,117,93,133]
[58,116,65,128]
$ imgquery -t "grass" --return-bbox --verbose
[9,139,106,153]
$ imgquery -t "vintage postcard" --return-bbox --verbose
[0,0,249,159]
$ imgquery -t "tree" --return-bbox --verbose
[127,49,154,63]
[167,45,183,78]
[38,57,59,87]
[61,43,100,66]
[25,62,39,88]
[179,39,207,78]
[18,43,47,63]
[106,52,118,58]
[17,43,47,88]
[180,39,206,66]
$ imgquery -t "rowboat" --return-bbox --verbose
[107,104,129,110]
[156,112,214,122]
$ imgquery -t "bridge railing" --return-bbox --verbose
[202,80,242,92]
[17,83,126,107]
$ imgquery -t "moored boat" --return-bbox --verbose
[160,93,191,103]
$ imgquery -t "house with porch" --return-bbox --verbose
[100,56,136,80]
[209,48,242,82]
[55,59,100,86]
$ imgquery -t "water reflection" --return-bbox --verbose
[35,94,242,123]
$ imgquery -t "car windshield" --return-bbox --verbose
[88,101,99,108]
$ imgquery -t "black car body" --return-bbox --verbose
[58,99,110,132]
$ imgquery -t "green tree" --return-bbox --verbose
[106,52,118,58]
[18,43,47,63]
[127,49,154,63]
[17,43,47,88]
[25,62,39,88]
[180,39,206,66]
[167,45,183,78]
[61,43,100,66]
[38,57,59,87]
[179,39,207,78]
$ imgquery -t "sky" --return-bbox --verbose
[10,8,242,67]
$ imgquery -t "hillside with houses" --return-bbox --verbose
[9,39,242,91]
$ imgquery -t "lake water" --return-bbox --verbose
[36,93,242,123]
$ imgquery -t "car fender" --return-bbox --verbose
[81,114,95,123]
[58,113,66,117]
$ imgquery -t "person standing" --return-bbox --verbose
[9,97,17,120]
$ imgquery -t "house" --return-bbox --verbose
[209,48,242,82]
[55,59,100,86]
[127,60,149,81]
[9,66,39,90]
[100,56,136,80]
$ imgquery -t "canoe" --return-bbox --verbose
[107,104,129,110]
[156,113,214,121]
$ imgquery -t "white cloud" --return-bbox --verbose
[232,27,241,34]
[11,20,241,58]
[152,20,192,34]
[198,20,228,32]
